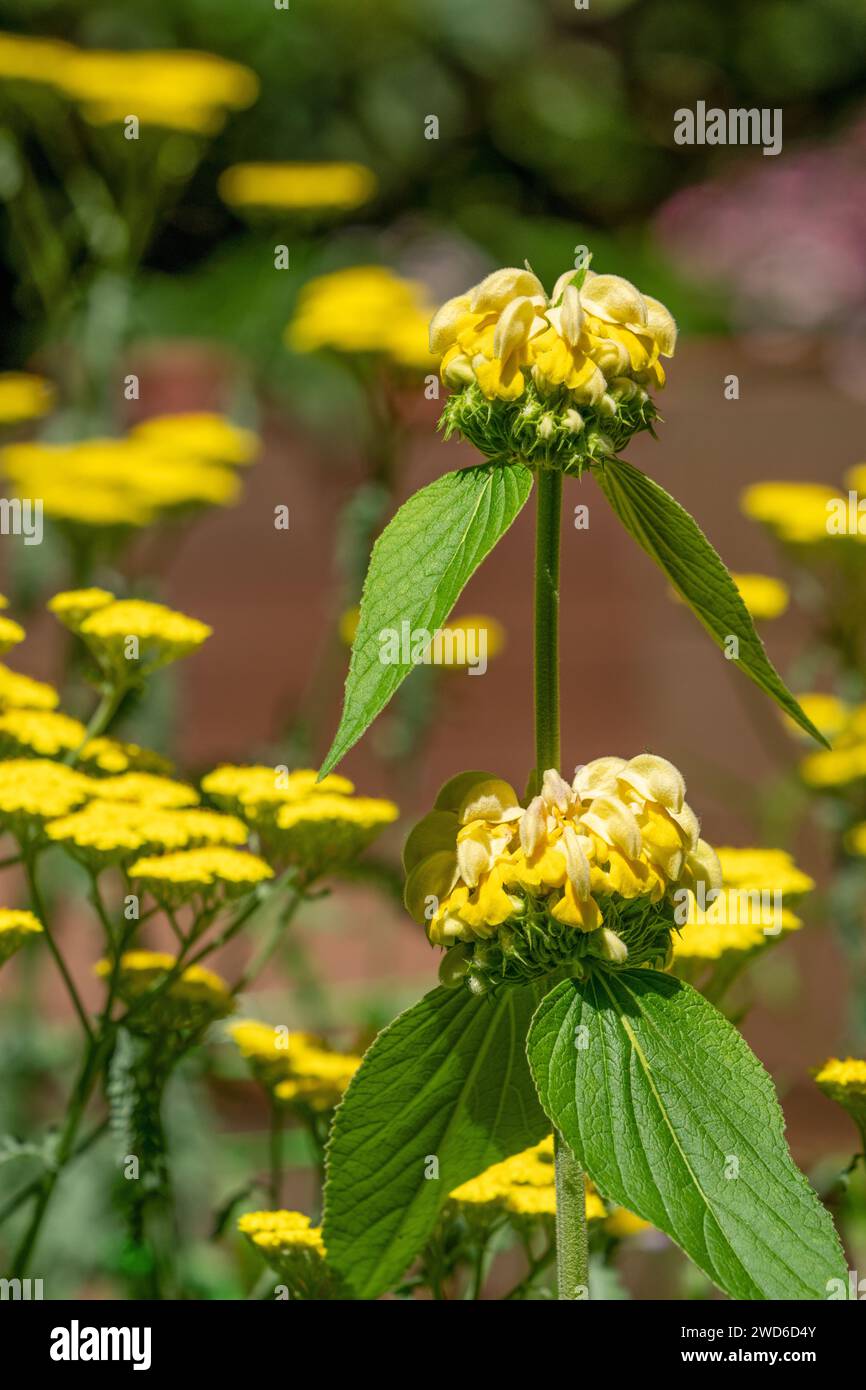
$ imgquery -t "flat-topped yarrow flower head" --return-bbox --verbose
[404,754,718,992]
[431,262,676,469]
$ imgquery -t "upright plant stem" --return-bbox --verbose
[533,467,589,1300]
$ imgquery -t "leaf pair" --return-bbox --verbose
[323,972,846,1300]
[320,457,824,778]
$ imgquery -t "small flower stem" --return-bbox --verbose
[534,468,562,776]
[23,852,93,1042]
[533,466,589,1300]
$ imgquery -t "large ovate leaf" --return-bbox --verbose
[320,461,533,775]
[323,982,548,1298]
[594,456,827,746]
[527,970,846,1300]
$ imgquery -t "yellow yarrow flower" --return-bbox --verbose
[237,1210,337,1296]
[605,1206,651,1239]
[287,266,439,374]
[740,482,847,546]
[219,162,376,213]
[0,760,92,830]
[0,372,54,424]
[671,844,811,965]
[406,757,717,991]
[48,588,117,633]
[433,261,675,466]
[781,692,850,745]
[127,413,259,468]
[78,599,211,681]
[201,764,353,818]
[129,847,272,904]
[96,951,233,1031]
[230,1020,361,1107]
[0,909,42,966]
[57,47,259,135]
[449,1136,605,1226]
[272,793,398,873]
[801,742,866,788]
[0,615,25,657]
[0,708,86,758]
[730,573,789,621]
[813,1057,866,1130]
[78,737,173,778]
[92,772,199,809]
[0,664,59,712]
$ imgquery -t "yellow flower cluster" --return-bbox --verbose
[0,615,24,657]
[287,266,439,373]
[0,31,258,135]
[813,1057,866,1127]
[50,592,212,683]
[672,846,813,965]
[0,759,92,829]
[202,764,398,873]
[1,414,258,531]
[230,1020,361,1110]
[0,908,42,966]
[405,757,718,989]
[797,695,866,788]
[0,372,54,424]
[237,1211,334,1296]
[449,1136,605,1224]
[741,460,866,549]
[45,803,249,868]
[433,264,676,465]
[0,665,59,712]
[219,162,376,214]
[129,847,273,904]
[96,950,233,1031]
[340,606,506,670]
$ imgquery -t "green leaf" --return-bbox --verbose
[319,461,533,775]
[527,970,846,1300]
[594,455,827,746]
[323,982,549,1298]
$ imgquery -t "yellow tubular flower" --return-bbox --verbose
[286,266,439,374]
[78,599,211,681]
[407,756,716,992]
[0,909,42,966]
[730,573,789,621]
[219,162,376,213]
[813,1057,866,1130]
[0,372,55,423]
[434,259,675,468]
[0,665,59,711]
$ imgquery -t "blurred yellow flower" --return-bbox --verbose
[813,1057,866,1128]
[0,664,59,712]
[339,606,505,670]
[237,1211,334,1296]
[58,48,259,135]
[782,692,850,745]
[128,413,259,467]
[0,372,54,424]
[0,759,92,829]
[449,1135,605,1225]
[730,573,789,621]
[48,587,115,632]
[231,1020,362,1107]
[0,615,24,657]
[93,772,200,809]
[740,482,847,545]
[0,708,86,759]
[273,793,398,872]
[0,908,42,966]
[201,764,353,817]
[605,1207,651,1239]
[219,162,376,213]
[801,743,866,788]
[287,266,439,374]
[96,950,234,1029]
[672,844,811,964]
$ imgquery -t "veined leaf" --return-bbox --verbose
[323,982,548,1299]
[594,456,827,746]
[527,970,846,1300]
[319,462,533,776]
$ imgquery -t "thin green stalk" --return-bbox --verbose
[23,853,93,1041]
[533,467,589,1300]
[65,685,127,766]
[268,1101,284,1208]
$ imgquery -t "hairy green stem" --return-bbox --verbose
[534,468,589,1299]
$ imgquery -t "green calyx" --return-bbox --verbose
[438,380,659,474]
[439,891,677,994]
